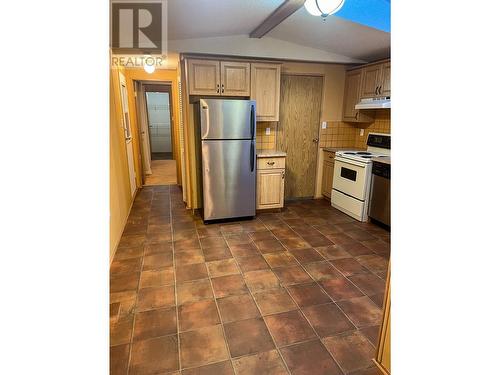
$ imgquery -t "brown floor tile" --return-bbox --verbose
[253,287,297,315]
[264,310,316,347]
[207,259,240,277]
[110,273,140,293]
[338,242,374,257]
[179,299,220,332]
[240,221,268,232]
[119,234,145,249]
[313,224,344,236]
[271,227,297,239]
[319,277,364,301]
[254,238,286,253]
[301,303,355,337]
[175,249,205,266]
[225,233,252,246]
[263,252,298,268]
[314,245,351,260]
[110,302,120,322]
[143,253,173,270]
[233,349,288,375]
[331,258,370,276]
[146,232,172,244]
[236,255,269,272]
[337,296,382,327]
[137,285,175,311]
[212,274,249,298]
[300,235,333,248]
[140,267,174,288]
[202,246,233,261]
[359,325,381,346]
[368,293,385,308]
[182,360,233,375]
[355,254,389,273]
[287,283,331,307]
[224,317,275,357]
[327,233,358,246]
[220,223,243,234]
[180,325,229,368]
[280,237,312,250]
[229,243,260,258]
[348,367,381,375]
[244,270,280,292]
[133,307,177,341]
[129,335,179,374]
[292,226,322,237]
[110,291,136,316]
[111,315,134,346]
[177,279,213,305]
[110,344,129,375]
[304,261,343,281]
[361,240,390,256]
[217,294,260,323]
[114,246,144,260]
[147,223,171,234]
[322,330,375,373]
[176,263,208,283]
[175,238,201,251]
[344,229,378,242]
[249,231,275,241]
[173,229,198,241]
[200,236,227,249]
[289,248,323,264]
[144,242,172,255]
[196,226,222,238]
[280,340,343,375]
[273,266,313,285]
[348,273,386,296]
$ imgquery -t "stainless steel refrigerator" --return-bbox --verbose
[194,99,256,221]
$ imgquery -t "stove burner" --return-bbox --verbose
[361,155,372,158]
[344,152,356,155]
[356,152,371,155]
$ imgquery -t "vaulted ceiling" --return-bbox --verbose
[167,0,390,63]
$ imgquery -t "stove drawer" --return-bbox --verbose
[333,158,368,201]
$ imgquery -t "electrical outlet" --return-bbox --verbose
[265,127,271,135]
[321,121,327,129]
[360,129,364,136]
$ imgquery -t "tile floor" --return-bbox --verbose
[110,185,390,375]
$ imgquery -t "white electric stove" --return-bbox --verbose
[331,133,390,221]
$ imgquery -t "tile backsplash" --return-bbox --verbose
[319,110,391,149]
[256,122,277,150]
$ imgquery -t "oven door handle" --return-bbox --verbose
[334,157,367,168]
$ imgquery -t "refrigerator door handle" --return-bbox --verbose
[250,141,255,172]
[201,101,210,139]
[250,104,255,140]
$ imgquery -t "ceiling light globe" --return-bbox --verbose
[304,0,345,17]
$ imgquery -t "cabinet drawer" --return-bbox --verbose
[257,157,285,170]
[324,151,336,161]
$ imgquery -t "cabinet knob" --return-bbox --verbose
[282,171,285,179]
[267,161,275,166]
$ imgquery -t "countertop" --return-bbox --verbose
[256,150,287,158]
[372,156,391,165]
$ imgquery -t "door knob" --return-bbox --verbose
[312,138,319,143]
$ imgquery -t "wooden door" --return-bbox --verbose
[251,63,281,121]
[220,61,250,96]
[257,169,284,209]
[380,62,391,97]
[187,59,220,95]
[277,75,322,199]
[342,69,362,122]
[360,64,382,98]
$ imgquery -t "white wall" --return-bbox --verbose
[146,92,172,153]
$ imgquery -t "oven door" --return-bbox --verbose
[333,157,368,201]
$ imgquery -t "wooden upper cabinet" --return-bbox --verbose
[251,63,281,121]
[360,64,382,98]
[220,61,250,96]
[343,69,362,121]
[379,62,391,97]
[188,59,220,95]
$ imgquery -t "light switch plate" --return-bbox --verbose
[360,129,364,136]
[265,127,271,135]
[321,121,327,129]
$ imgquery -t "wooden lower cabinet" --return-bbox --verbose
[256,156,285,210]
[321,151,335,199]
[374,263,391,375]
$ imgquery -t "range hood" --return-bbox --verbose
[355,97,391,109]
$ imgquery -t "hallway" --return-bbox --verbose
[110,186,390,375]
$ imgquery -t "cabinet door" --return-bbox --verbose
[257,169,284,209]
[342,69,362,122]
[220,61,250,96]
[251,63,281,121]
[188,59,220,95]
[379,62,391,97]
[360,64,382,98]
[322,159,334,198]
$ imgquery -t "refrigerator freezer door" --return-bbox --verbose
[201,139,256,220]
[200,99,256,140]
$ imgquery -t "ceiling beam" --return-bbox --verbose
[250,0,305,38]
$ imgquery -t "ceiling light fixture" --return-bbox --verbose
[304,0,345,19]
[144,55,156,74]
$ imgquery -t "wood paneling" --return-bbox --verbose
[374,262,391,375]
[220,61,250,96]
[188,59,220,95]
[251,63,281,121]
[277,74,322,199]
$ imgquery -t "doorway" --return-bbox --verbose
[137,82,177,186]
[277,74,323,199]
